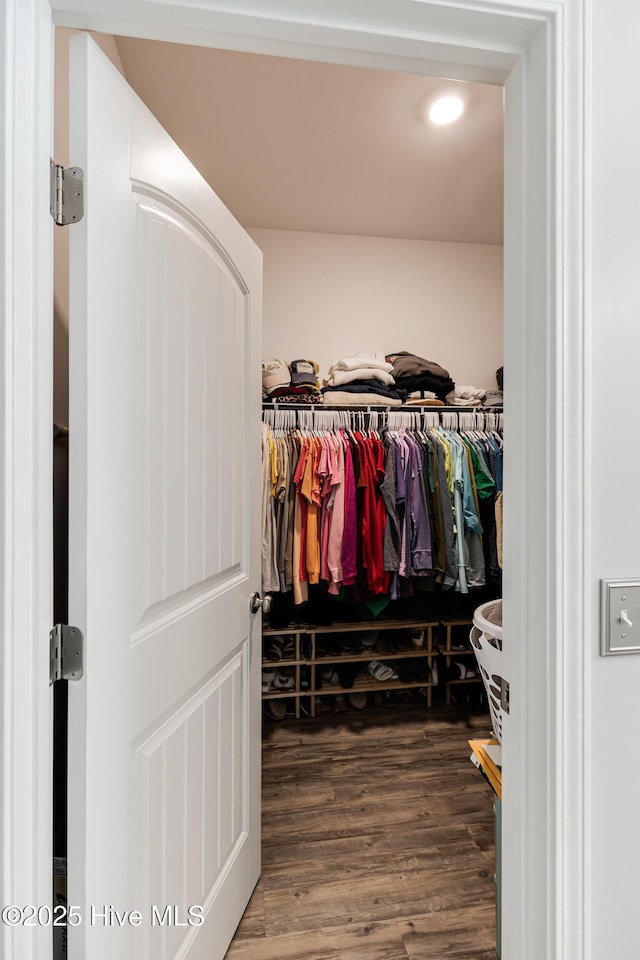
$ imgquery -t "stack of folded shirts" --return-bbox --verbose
[445,386,486,407]
[483,389,503,407]
[266,386,323,403]
[404,390,444,407]
[385,351,455,400]
[322,350,406,405]
[323,390,403,407]
[325,351,394,387]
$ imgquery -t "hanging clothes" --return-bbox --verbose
[261,407,503,604]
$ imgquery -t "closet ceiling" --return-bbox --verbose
[115,37,504,245]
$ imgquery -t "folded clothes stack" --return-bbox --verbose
[323,389,403,407]
[322,350,406,405]
[483,389,504,407]
[404,390,445,407]
[445,385,486,407]
[484,367,504,407]
[325,351,394,386]
[262,357,323,403]
[266,386,322,403]
[385,351,455,400]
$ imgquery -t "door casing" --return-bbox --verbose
[0,1,590,959]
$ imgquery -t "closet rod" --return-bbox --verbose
[262,403,503,413]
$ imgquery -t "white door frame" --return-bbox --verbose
[1,2,55,960]
[0,1,590,958]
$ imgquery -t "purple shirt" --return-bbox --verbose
[407,436,432,574]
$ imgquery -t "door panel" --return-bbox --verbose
[132,196,249,627]
[134,652,247,960]
[67,33,261,960]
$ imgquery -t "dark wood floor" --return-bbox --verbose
[226,703,497,960]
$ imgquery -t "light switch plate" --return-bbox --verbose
[600,579,640,656]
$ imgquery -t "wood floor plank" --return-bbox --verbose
[261,830,488,875]
[261,780,336,812]
[259,844,493,891]
[226,707,497,958]
[398,907,497,959]
[231,883,265,942]
[465,820,497,853]
[260,860,494,937]
[261,797,491,847]
[226,919,407,960]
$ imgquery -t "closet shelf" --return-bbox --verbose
[261,658,307,667]
[261,615,487,717]
[263,677,434,700]
[262,402,503,413]
[263,618,438,636]
[263,689,305,701]
[310,676,433,695]
[262,647,429,668]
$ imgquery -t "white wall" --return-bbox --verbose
[590,1,640,955]
[249,228,503,389]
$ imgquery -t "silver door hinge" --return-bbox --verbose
[50,159,84,226]
[500,678,510,714]
[50,624,84,685]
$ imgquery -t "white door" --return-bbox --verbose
[66,33,262,960]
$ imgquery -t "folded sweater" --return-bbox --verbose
[483,390,504,407]
[386,351,451,382]
[446,386,486,407]
[325,367,395,387]
[323,391,402,407]
[448,385,486,400]
[330,351,392,373]
[322,380,406,402]
[267,384,321,400]
[263,392,322,404]
[387,373,455,398]
[446,396,483,407]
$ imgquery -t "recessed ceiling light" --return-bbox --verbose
[429,94,465,125]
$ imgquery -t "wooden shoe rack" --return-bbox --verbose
[442,619,485,707]
[262,617,483,718]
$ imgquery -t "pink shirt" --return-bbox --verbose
[319,437,336,582]
[326,435,345,594]
[341,435,357,584]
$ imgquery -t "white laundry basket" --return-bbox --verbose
[470,599,504,742]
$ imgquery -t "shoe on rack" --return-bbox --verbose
[347,692,368,709]
[263,700,286,720]
[264,636,284,661]
[315,636,328,657]
[360,631,378,648]
[272,668,295,690]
